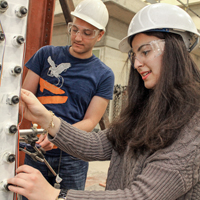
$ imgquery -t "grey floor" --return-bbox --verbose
[85,161,110,191]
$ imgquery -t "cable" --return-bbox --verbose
[0,20,6,86]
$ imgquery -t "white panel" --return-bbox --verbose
[0,0,29,199]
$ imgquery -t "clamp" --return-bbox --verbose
[19,124,58,177]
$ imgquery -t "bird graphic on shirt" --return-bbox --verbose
[47,56,71,88]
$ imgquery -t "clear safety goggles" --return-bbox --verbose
[128,39,165,68]
[68,22,100,39]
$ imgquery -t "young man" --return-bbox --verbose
[22,0,114,195]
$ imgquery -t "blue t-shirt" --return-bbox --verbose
[25,45,114,155]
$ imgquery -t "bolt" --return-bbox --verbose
[16,36,25,45]
[11,95,19,104]
[14,66,22,74]
[20,6,27,15]
[0,32,5,41]
[9,125,17,134]
[7,154,15,163]
[4,183,10,191]
[0,1,8,9]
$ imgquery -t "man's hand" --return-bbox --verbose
[37,134,55,151]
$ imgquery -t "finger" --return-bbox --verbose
[8,184,27,197]
[37,134,46,143]
[14,170,33,181]
[20,89,31,99]
[21,89,28,95]
[16,165,38,174]
[21,88,30,94]
[21,89,34,97]
[39,136,50,147]
[8,177,32,199]
[42,143,54,151]
[7,176,29,191]
[20,89,36,105]
[42,146,50,151]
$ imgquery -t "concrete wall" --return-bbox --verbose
[187,3,200,66]
[52,24,69,46]
[191,54,200,66]
[187,4,200,30]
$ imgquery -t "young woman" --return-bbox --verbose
[8,3,200,200]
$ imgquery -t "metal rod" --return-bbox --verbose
[59,0,74,24]
[19,128,44,136]
[43,159,57,176]
[33,146,57,176]
[177,0,200,18]
[20,148,44,162]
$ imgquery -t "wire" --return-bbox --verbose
[14,41,26,200]
[0,20,6,86]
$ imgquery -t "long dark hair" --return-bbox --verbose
[107,32,200,155]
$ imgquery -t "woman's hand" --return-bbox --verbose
[20,89,61,139]
[20,89,49,125]
[7,165,60,200]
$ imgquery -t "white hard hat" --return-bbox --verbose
[119,3,200,53]
[71,0,109,31]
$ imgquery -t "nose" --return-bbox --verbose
[134,57,143,69]
[74,31,83,40]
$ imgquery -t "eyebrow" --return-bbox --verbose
[72,24,92,31]
[137,43,151,52]
[71,24,78,29]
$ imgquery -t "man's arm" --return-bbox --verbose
[22,68,40,95]
[73,96,109,132]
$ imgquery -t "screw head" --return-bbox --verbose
[11,95,19,104]
[0,1,8,9]
[16,36,25,45]
[9,125,17,134]
[14,66,22,74]
[7,154,15,163]
[0,32,5,41]
[20,6,27,15]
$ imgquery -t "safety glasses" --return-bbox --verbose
[128,39,165,68]
[68,22,100,39]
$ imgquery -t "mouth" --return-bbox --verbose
[141,71,151,80]
[73,42,83,47]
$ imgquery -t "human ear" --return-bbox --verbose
[97,30,105,42]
